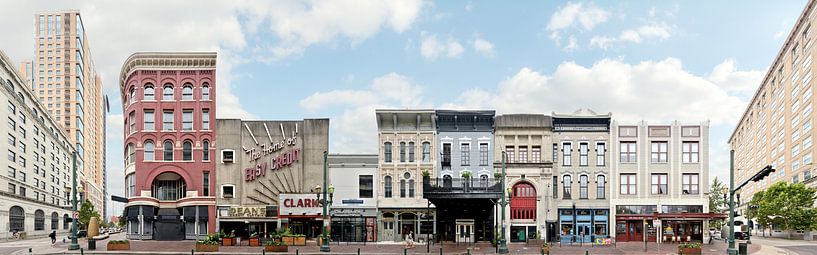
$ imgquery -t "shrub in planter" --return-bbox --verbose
[249,232,261,246]
[265,240,288,252]
[196,234,219,252]
[678,242,702,255]
[107,240,130,251]
[221,230,236,246]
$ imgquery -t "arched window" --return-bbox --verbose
[164,140,174,161]
[35,209,45,230]
[408,179,415,197]
[443,175,452,188]
[596,175,606,199]
[163,84,174,100]
[422,142,431,162]
[151,172,187,201]
[9,206,24,231]
[144,140,155,161]
[202,140,210,161]
[202,83,210,100]
[144,84,155,100]
[480,174,489,187]
[563,175,572,199]
[182,84,193,100]
[511,182,536,220]
[126,143,135,165]
[63,214,69,230]
[579,175,589,199]
[51,212,58,230]
[384,176,392,198]
[399,142,406,162]
[400,179,406,198]
[128,87,135,103]
[384,142,392,163]
[182,140,193,161]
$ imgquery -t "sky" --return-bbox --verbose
[0,0,807,216]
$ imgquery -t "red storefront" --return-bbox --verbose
[121,52,218,240]
[615,212,726,242]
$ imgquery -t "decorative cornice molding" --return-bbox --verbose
[119,52,217,92]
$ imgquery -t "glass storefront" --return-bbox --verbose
[558,209,609,243]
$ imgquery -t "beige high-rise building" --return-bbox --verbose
[21,10,106,218]
[729,0,817,217]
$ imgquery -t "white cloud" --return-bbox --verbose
[590,23,671,50]
[300,73,429,153]
[546,2,609,48]
[564,35,579,51]
[708,59,764,99]
[420,32,464,60]
[473,38,495,57]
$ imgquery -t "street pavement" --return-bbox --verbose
[749,236,817,255]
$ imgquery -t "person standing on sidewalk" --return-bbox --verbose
[48,231,56,245]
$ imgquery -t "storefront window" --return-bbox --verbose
[561,224,573,236]
[594,224,607,236]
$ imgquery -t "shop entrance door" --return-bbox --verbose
[627,221,643,241]
[455,219,474,243]
[576,223,591,243]
[382,221,395,241]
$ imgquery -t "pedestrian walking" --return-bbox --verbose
[405,231,415,249]
[49,230,56,245]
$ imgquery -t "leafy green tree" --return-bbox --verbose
[745,190,768,235]
[756,182,817,239]
[709,177,728,229]
[78,200,100,230]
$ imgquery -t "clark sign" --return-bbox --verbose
[279,194,323,216]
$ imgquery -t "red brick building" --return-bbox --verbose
[120,52,217,240]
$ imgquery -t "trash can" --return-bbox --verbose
[88,239,96,250]
[738,242,748,255]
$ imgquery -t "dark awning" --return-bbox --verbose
[126,207,139,220]
[197,206,209,220]
[183,207,196,222]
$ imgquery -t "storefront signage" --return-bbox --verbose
[244,148,301,182]
[243,123,302,183]
[279,194,322,216]
[228,206,267,218]
[341,199,364,204]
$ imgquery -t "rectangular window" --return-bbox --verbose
[682,174,699,195]
[552,176,558,199]
[479,143,489,165]
[461,143,470,165]
[505,146,515,163]
[518,146,528,163]
[596,175,606,199]
[408,142,415,162]
[562,143,572,166]
[651,142,668,163]
[202,109,210,130]
[384,142,392,163]
[553,143,558,162]
[144,110,154,131]
[221,185,234,198]
[620,174,636,195]
[682,142,700,163]
[221,150,234,163]
[182,110,193,131]
[422,142,430,163]
[127,174,135,197]
[202,172,210,196]
[651,174,668,195]
[579,175,588,199]
[359,175,373,198]
[562,175,572,199]
[399,142,406,163]
[620,142,636,163]
[579,143,589,166]
[129,111,135,133]
[596,143,605,166]
[442,143,451,169]
[163,110,174,130]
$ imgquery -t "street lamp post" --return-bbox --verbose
[69,152,79,250]
[318,151,334,252]
[498,151,509,254]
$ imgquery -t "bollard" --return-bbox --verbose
[358,247,361,255]
[404,248,407,255]
[191,248,194,255]
[296,249,299,255]
[467,248,471,255]
[80,248,84,255]
[440,247,443,255]
[28,248,32,255]
[263,249,266,255]
[585,250,589,255]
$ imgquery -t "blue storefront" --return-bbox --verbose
[559,208,609,243]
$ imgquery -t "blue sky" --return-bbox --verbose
[0,0,807,215]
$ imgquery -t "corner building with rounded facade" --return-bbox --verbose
[120,52,217,240]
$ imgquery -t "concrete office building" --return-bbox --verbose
[729,0,817,219]
[22,10,106,218]
[121,52,217,240]
[494,114,555,243]
[610,121,722,243]
[329,154,379,242]
[216,119,329,239]
[552,109,612,243]
[0,50,74,238]
[375,109,436,242]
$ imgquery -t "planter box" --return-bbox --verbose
[196,243,219,252]
[107,243,130,251]
[265,245,288,252]
[249,237,261,246]
[222,237,235,246]
[678,247,701,255]
[282,236,306,246]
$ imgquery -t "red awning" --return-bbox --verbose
[616,212,727,220]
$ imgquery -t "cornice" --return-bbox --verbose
[119,52,217,93]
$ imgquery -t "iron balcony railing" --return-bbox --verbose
[423,177,502,193]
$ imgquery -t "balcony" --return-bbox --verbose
[423,177,502,200]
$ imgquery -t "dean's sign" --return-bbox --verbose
[243,123,301,182]
[279,194,323,216]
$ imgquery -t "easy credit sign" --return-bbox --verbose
[279,194,323,216]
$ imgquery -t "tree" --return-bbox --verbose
[756,182,817,239]
[709,177,728,229]
[745,190,768,235]
[78,200,100,230]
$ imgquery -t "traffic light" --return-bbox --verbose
[750,165,775,182]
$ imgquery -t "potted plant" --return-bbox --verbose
[107,240,130,251]
[264,240,288,252]
[494,172,502,179]
[221,230,236,246]
[196,234,219,252]
[249,232,261,246]
[281,228,306,246]
[678,242,702,255]
[541,242,550,254]
[421,170,430,178]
